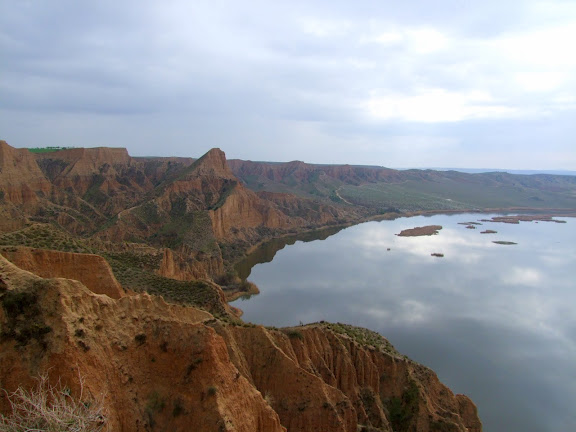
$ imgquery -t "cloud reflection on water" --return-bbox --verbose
[235,214,576,432]
[350,222,497,264]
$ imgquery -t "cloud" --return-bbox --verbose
[363,88,519,123]
[501,267,543,287]
[362,26,450,54]
[1,0,575,169]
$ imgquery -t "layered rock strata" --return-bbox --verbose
[0,255,481,432]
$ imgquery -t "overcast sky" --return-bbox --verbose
[1,0,575,169]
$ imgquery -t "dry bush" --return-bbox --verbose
[0,374,107,432]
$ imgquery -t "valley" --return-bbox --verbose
[1,139,575,431]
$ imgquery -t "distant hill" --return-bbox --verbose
[228,158,576,213]
[408,167,576,176]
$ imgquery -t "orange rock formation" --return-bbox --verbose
[0,255,481,431]
[0,246,124,299]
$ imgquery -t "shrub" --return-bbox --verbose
[285,330,303,340]
[0,288,52,348]
[0,374,107,431]
[134,334,147,346]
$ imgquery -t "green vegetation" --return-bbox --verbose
[27,146,75,153]
[284,329,304,340]
[339,182,472,212]
[146,391,166,413]
[146,205,217,252]
[104,251,228,316]
[319,322,399,355]
[145,391,166,428]
[340,176,576,211]
[386,380,420,432]
[207,181,237,210]
[0,285,52,348]
[0,224,94,253]
[82,174,108,207]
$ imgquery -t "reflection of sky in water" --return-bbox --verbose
[233,214,576,432]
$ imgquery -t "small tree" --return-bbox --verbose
[0,374,107,431]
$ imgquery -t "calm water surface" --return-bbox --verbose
[233,214,576,432]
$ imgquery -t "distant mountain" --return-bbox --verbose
[228,158,576,213]
[406,167,576,176]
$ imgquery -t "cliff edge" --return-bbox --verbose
[0,255,481,431]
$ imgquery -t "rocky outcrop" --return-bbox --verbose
[0,141,365,283]
[218,324,481,432]
[0,256,481,432]
[95,148,361,281]
[157,248,224,281]
[0,256,284,432]
[0,246,124,299]
[0,140,51,206]
[209,186,291,240]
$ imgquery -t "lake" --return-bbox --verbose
[233,213,576,432]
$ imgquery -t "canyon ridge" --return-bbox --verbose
[2,140,575,431]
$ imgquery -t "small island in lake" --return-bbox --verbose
[481,230,498,234]
[431,253,444,257]
[481,215,568,224]
[493,241,517,245]
[397,225,442,237]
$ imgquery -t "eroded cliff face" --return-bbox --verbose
[0,246,124,299]
[0,256,481,432]
[0,141,367,283]
[0,140,51,207]
[157,248,224,281]
[92,147,363,281]
[0,256,284,432]
[217,325,481,432]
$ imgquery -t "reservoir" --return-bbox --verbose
[233,213,576,432]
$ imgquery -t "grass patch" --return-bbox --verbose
[0,223,95,254]
[320,322,399,355]
[104,251,228,315]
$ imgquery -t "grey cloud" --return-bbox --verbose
[1,0,575,168]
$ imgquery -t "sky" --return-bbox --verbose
[1,0,575,169]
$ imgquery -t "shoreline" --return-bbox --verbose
[240,206,576,257]
[228,207,575,301]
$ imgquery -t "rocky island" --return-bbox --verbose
[397,225,443,237]
[481,215,569,224]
